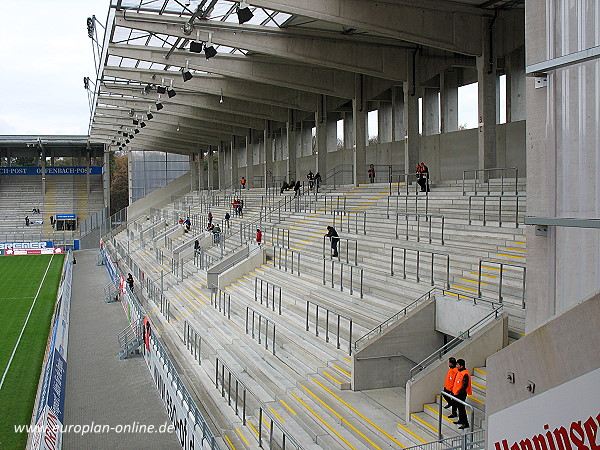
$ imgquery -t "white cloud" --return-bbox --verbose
[0,0,109,135]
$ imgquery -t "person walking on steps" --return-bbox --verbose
[241,177,246,189]
[451,359,472,430]
[256,228,263,246]
[307,171,315,190]
[325,226,339,257]
[443,357,458,416]
[368,164,375,183]
[126,273,134,292]
[418,162,430,192]
[224,212,230,228]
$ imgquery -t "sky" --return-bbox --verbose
[0,0,110,135]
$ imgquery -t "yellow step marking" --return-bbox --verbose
[397,423,427,444]
[248,271,256,275]
[410,414,437,432]
[498,253,525,259]
[481,266,504,271]
[472,380,486,391]
[235,428,249,446]
[444,292,470,299]
[467,394,485,405]
[423,404,454,424]
[323,371,343,386]
[461,278,486,285]
[312,379,405,448]
[333,365,351,378]
[185,289,203,308]
[301,385,380,449]
[506,247,527,252]
[224,435,236,449]
[299,239,311,243]
[451,284,478,292]
[247,421,259,436]
[190,286,208,305]
[470,272,496,278]
[261,416,271,429]
[269,407,284,423]
[474,367,487,376]
[344,357,352,363]
[280,399,296,416]
[290,392,356,450]
[514,241,526,245]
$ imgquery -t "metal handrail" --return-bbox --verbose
[403,429,485,450]
[258,406,304,450]
[332,209,367,235]
[409,305,503,380]
[391,246,450,288]
[254,277,282,314]
[322,258,364,298]
[396,213,445,244]
[462,167,519,196]
[478,259,526,308]
[245,306,276,355]
[215,357,250,426]
[387,194,429,219]
[468,194,526,227]
[323,195,347,214]
[183,320,202,364]
[354,288,436,351]
[437,392,483,439]
[322,235,358,265]
[306,299,354,355]
[272,245,300,275]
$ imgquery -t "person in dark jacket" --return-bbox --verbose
[325,226,339,257]
[451,359,472,429]
[294,181,301,197]
[126,273,134,292]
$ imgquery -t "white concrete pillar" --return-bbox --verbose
[507,47,526,122]
[230,138,238,189]
[423,88,440,136]
[286,113,297,182]
[392,86,404,142]
[404,81,420,175]
[245,133,254,188]
[198,152,206,190]
[440,70,459,133]
[379,101,393,143]
[264,125,274,187]
[352,75,368,185]
[316,95,328,177]
[103,146,111,211]
[477,18,497,172]
[218,143,225,190]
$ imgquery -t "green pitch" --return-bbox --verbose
[0,254,65,450]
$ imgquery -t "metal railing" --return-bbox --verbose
[117,318,143,352]
[323,195,347,214]
[437,392,483,439]
[468,195,526,227]
[462,167,519,196]
[258,406,303,450]
[272,245,300,275]
[391,246,450,288]
[322,235,358,266]
[387,194,429,219]
[478,260,526,308]
[306,300,353,355]
[409,305,503,380]
[271,227,290,248]
[354,288,436,352]
[393,172,424,196]
[404,429,485,450]
[254,277,282,314]
[210,285,231,319]
[326,164,354,188]
[215,357,249,425]
[322,258,364,298]
[245,306,276,355]
[332,210,367,235]
[396,213,445,244]
[183,320,202,364]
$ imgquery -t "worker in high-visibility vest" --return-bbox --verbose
[443,357,458,416]
[451,359,472,429]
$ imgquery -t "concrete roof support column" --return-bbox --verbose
[379,101,393,144]
[423,88,440,136]
[218,142,225,190]
[316,95,328,179]
[477,18,498,175]
[103,146,111,211]
[286,111,297,182]
[127,150,133,207]
[245,132,254,189]
[343,113,353,151]
[353,75,367,186]
[440,70,458,133]
[86,150,91,198]
[404,81,420,175]
[264,125,274,188]
[198,152,206,191]
[230,137,239,189]
[189,153,199,192]
[207,147,214,190]
[506,47,526,122]
[392,86,404,142]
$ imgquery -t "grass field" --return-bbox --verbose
[0,254,65,450]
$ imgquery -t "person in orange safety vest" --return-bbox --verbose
[452,359,472,429]
[443,357,458,415]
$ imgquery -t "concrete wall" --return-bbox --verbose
[352,299,444,390]
[127,172,192,221]
[486,293,600,417]
[436,296,500,337]
[406,313,508,416]
[216,245,265,289]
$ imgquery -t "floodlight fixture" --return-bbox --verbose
[176,124,180,132]
[147,112,153,120]
[219,88,224,104]
[156,96,164,110]
[134,129,139,134]
[133,119,139,125]
[182,59,193,82]
[140,121,146,128]
[237,2,254,24]
[204,32,217,59]
[157,85,166,94]
[167,87,176,98]
[87,17,95,38]
[125,139,130,144]
[190,30,202,53]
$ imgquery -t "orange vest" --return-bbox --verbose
[444,367,458,391]
[452,369,472,396]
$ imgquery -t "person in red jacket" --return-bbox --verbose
[256,228,263,246]
[451,359,472,429]
[443,357,458,415]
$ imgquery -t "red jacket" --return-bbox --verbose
[256,230,263,243]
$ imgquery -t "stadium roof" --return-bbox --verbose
[0,136,105,159]
[88,0,524,155]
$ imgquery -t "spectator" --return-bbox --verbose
[207,211,213,225]
[224,212,230,228]
[206,223,215,232]
[314,172,322,192]
[213,224,222,244]
[25,216,30,227]
[280,181,289,194]
[194,239,200,255]
[294,181,301,197]
[418,162,430,192]
[443,357,458,416]
[256,228,263,246]
[126,273,134,292]
[241,177,246,189]
[50,215,54,229]
[232,199,240,216]
[238,199,244,217]
[307,171,315,189]
[368,164,375,183]
[452,359,472,429]
[325,226,339,257]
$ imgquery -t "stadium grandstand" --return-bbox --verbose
[0,1,598,450]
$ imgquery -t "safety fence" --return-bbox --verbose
[183,320,202,364]
[272,245,300,275]
[254,277,282,314]
[395,213,445,244]
[322,258,364,298]
[468,195,526,227]
[210,285,232,319]
[390,246,450,289]
[332,210,367,235]
[245,306,276,355]
[477,260,526,308]
[387,194,429,219]
[322,235,358,266]
[306,299,354,355]
[462,167,519,196]
[214,357,250,426]
[258,406,304,450]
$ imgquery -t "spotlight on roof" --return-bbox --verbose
[190,41,203,53]
[204,44,217,60]
[147,112,153,120]
[133,119,139,125]
[157,85,166,94]
[237,2,254,24]
[140,121,146,128]
[167,87,176,98]
[125,139,130,144]
[134,129,140,134]
[156,101,163,111]
[182,70,193,82]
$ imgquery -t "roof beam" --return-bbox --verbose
[108,43,356,98]
[246,0,484,55]
[115,13,409,80]
[103,66,318,111]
